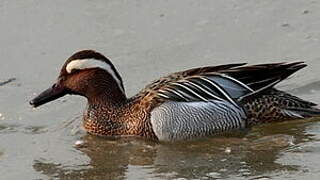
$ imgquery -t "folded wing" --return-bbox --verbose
[153,62,306,105]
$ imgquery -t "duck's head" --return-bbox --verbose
[30,50,126,108]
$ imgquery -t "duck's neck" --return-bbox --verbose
[82,84,157,139]
[87,84,127,105]
[82,79,130,135]
[83,100,128,136]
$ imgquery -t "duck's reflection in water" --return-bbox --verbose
[33,119,318,180]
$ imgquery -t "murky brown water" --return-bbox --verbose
[1,0,320,179]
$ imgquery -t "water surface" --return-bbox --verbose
[1,0,320,179]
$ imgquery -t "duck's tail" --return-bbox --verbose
[242,89,320,126]
[282,107,320,119]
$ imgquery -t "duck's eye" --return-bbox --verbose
[70,69,80,74]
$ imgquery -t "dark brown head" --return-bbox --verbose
[30,50,126,107]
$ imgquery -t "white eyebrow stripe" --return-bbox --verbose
[66,59,124,92]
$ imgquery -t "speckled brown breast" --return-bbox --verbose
[82,99,158,140]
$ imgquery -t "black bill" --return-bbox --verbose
[30,83,67,108]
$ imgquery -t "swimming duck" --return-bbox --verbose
[30,50,320,141]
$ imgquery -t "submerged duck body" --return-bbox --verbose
[30,50,320,141]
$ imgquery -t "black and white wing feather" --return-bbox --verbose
[157,74,254,106]
[156,62,307,105]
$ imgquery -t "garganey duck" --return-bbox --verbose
[30,50,320,141]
